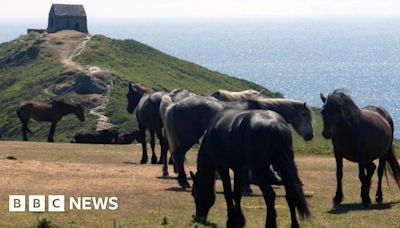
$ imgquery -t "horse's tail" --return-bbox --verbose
[16,106,32,133]
[275,146,310,219]
[386,145,400,188]
[160,95,177,152]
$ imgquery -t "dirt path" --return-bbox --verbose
[41,31,114,130]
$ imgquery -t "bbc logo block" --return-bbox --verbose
[9,195,65,212]
[9,195,117,212]
[9,195,25,212]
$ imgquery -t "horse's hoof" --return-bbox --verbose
[151,157,158,164]
[162,171,169,177]
[47,139,54,143]
[242,188,253,196]
[362,198,371,208]
[376,196,383,203]
[333,195,343,206]
[158,159,164,164]
[168,159,174,165]
[179,180,191,189]
[140,158,148,164]
[362,202,371,208]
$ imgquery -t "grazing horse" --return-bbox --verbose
[17,100,85,142]
[211,89,261,101]
[71,128,119,144]
[126,83,168,164]
[191,109,310,228]
[160,94,313,188]
[320,91,400,206]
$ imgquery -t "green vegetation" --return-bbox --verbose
[34,217,60,228]
[1,32,395,154]
[0,33,281,142]
[76,35,281,133]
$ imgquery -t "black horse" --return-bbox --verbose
[320,91,400,206]
[191,109,310,228]
[160,94,313,188]
[17,100,85,142]
[126,83,168,164]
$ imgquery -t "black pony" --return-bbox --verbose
[160,94,313,188]
[126,83,168,164]
[191,109,310,228]
[320,91,400,206]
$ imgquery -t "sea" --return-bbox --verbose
[2,18,400,136]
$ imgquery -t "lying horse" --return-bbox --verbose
[320,91,400,206]
[191,109,310,228]
[71,128,119,144]
[17,100,85,142]
[211,89,261,101]
[160,94,313,188]
[118,131,145,144]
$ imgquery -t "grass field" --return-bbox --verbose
[1,141,400,227]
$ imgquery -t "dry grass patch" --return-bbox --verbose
[0,141,399,227]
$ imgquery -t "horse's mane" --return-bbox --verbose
[326,90,360,120]
[213,89,261,101]
[132,83,154,94]
[50,100,82,110]
[255,98,310,112]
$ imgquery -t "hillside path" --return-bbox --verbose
[41,31,114,130]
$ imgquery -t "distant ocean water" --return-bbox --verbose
[2,18,400,136]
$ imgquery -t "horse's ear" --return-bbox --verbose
[320,93,327,103]
[129,83,136,92]
[190,171,196,181]
[303,102,307,108]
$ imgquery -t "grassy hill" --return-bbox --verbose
[0,32,284,142]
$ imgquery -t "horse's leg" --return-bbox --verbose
[21,121,29,141]
[376,157,386,203]
[138,124,148,164]
[233,167,245,227]
[47,121,57,142]
[149,130,157,164]
[253,167,277,228]
[173,143,193,189]
[218,167,238,228]
[156,129,167,164]
[241,167,253,196]
[366,161,376,189]
[358,163,371,207]
[333,153,344,206]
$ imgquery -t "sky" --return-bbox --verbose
[0,0,400,20]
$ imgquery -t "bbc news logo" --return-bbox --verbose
[9,195,118,212]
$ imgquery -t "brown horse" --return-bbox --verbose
[17,100,85,142]
[71,128,119,144]
[320,91,400,207]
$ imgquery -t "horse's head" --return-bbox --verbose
[291,102,314,141]
[74,105,85,122]
[190,171,215,219]
[320,91,359,139]
[126,83,143,113]
[210,91,222,100]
